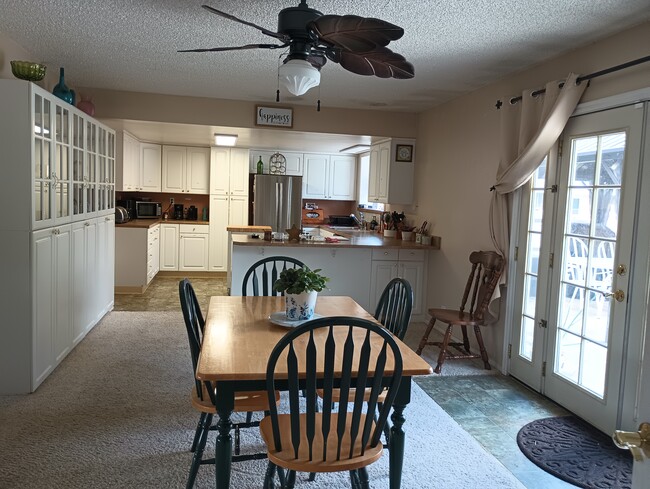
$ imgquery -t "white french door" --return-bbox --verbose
[509,103,646,433]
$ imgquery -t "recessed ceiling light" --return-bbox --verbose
[214,134,238,146]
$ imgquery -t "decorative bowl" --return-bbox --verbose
[10,61,47,81]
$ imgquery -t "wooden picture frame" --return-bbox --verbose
[395,144,413,162]
[255,105,293,128]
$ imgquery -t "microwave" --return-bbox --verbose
[135,201,162,219]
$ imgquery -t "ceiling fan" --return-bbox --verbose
[179,1,414,97]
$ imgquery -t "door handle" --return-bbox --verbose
[602,289,625,302]
[612,422,650,462]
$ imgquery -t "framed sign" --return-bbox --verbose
[256,106,293,128]
[395,144,413,162]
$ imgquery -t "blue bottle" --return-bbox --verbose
[52,67,73,104]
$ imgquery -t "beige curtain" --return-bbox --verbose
[488,73,587,313]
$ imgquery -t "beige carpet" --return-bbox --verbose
[0,311,522,488]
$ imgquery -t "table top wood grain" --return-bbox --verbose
[197,296,432,382]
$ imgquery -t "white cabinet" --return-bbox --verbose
[368,139,415,205]
[303,153,356,200]
[0,80,115,394]
[159,223,180,270]
[96,214,115,319]
[179,224,209,271]
[117,133,161,192]
[115,223,158,292]
[209,148,250,272]
[32,224,72,388]
[162,145,210,194]
[370,248,425,317]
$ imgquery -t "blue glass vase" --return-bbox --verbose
[52,67,73,104]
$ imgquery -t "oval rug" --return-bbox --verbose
[516,416,632,489]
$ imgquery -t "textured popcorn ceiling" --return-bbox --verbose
[2,0,649,113]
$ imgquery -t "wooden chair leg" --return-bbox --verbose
[263,462,276,489]
[416,317,437,355]
[460,324,471,352]
[190,412,207,452]
[358,467,370,489]
[473,325,492,370]
[434,324,453,374]
[187,413,212,489]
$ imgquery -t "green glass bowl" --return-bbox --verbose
[10,61,47,81]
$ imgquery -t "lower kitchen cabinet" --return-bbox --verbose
[208,194,248,272]
[370,248,425,317]
[115,223,159,292]
[160,222,209,271]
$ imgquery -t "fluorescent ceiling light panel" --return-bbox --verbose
[214,134,238,146]
[339,144,371,154]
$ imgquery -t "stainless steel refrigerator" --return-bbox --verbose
[253,174,303,233]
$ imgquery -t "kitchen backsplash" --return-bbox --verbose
[116,191,210,219]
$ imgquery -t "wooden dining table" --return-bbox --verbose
[196,295,433,489]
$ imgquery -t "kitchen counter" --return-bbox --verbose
[116,218,209,228]
[232,230,441,250]
[226,225,272,233]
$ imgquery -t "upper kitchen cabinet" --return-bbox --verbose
[303,153,356,200]
[211,147,249,195]
[250,150,303,176]
[116,132,161,192]
[368,139,415,205]
[162,145,210,194]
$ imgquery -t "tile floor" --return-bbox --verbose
[114,275,576,488]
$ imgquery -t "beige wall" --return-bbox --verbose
[0,32,57,87]
[414,21,650,369]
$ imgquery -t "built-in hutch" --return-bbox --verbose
[0,80,116,394]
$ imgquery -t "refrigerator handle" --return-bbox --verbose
[277,181,283,232]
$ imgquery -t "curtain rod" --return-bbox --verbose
[495,55,650,109]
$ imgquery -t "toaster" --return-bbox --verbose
[115,206,130,224]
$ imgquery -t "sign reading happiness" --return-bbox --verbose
[255,106,293,128]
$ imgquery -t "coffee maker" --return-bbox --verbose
[173,204,184,220]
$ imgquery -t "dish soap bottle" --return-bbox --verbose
[256,156,264,174]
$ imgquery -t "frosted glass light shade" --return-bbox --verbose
[279,59,320,96]
[214,134,237,146]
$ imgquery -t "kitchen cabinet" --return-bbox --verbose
[370,248,425,317]
[159,223,180,271]
[250,150,303,176]
[368,139,415,205]
[162,145,210,194]
[179,224,209,271]
[0,80,115,394]
[209,147,250,272]
[114,223,158,292]
[303,153,356,200]
[32,224,72,387]
[117,133,161,192]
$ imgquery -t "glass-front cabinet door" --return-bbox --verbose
[96,126,115,214]
[53,104,71,224]
[84,119,98,218]
[33,93,53,228]
[72,113,85,220]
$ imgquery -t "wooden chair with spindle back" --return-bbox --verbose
[260,316,404,488]
[242,256,305,296]
[416,251,504,374]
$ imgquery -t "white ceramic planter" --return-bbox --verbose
[285,291,318,320]
[383,229,397,238]
[401,231,414,241]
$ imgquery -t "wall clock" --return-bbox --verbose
[395,144,413,162]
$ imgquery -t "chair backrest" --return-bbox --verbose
[460,251,504,321]
[374,277,413,340]
[179,278,208,399]
[265,316,403,462]
[241,256,305,296]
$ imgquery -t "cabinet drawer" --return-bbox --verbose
[372,249,399,261]
[398,249,424,261]
[180,224,209,234]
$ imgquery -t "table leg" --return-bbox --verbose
[389,378,411,489]
[215,384,235,489]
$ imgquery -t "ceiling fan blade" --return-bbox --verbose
[310,15,404,52]
[178,43,289,53]
[202,4,290,42]
[331,47,414,79]
[306,53,327,70]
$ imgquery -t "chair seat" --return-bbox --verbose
[260,413,383,473]
[428,308,481,326]
[192,384,279,414]
[317,387,388,404]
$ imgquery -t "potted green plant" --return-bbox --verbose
[273,267,329,321]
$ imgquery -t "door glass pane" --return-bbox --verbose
[517,158,547,361]
[554,131,626,398]
[35,138,42,178]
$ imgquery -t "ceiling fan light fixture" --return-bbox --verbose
[214,133,238,146]
[279,59,320,96]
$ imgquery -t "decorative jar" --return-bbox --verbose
[285,291,318,321]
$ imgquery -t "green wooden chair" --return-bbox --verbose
[241,256,305,296]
